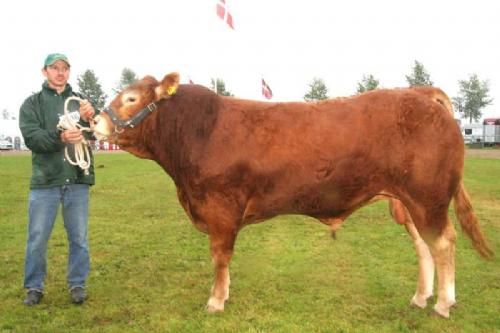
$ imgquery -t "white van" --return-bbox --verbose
[0,139,13,150]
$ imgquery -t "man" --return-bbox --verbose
[19,53,97,305]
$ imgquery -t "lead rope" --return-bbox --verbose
[57,96,93,175]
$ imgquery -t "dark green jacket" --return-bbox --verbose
[19,82,97,189]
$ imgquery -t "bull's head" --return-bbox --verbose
[93,72,180,141]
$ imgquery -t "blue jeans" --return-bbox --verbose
[24,184,90,292]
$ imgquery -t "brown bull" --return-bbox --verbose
[93,73,492,317]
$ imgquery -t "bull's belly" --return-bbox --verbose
[241,192,368,225]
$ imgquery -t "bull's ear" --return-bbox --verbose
[155,72,180,100]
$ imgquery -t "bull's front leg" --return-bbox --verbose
[207,228,237,312]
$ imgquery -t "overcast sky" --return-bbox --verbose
[1,0,499,121]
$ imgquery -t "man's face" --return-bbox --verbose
[42,60,70,90]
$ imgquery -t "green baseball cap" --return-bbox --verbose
[44,53,70,67]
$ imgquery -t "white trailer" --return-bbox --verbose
[483,118,500,146]
[461,123,483,144]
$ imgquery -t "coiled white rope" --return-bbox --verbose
[57,96,93,175]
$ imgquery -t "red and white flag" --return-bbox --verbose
[216,0,234,30]
[262,78,273,99]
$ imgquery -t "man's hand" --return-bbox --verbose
[61,129,83,144]
[79,100,95,121]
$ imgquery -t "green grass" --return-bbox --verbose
[0,152,499,333]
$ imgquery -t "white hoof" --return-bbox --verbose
[410,293,431,309]
[206,297,225,313]
[433,303,452,318]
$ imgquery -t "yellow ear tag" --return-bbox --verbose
[166,86,177,95]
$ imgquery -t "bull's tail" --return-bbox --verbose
[413,87,454,116]
[432,90,454,116]
[453,182,494,259]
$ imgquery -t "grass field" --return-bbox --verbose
[0,152,499,333]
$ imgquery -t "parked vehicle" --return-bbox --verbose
[0,139,14,150]
[461,123,483,144]
[483,118,500,146]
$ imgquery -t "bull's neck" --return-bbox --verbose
[115,116,158,161]
[117,87,219,185]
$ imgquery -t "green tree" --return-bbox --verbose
[304,78,328,101]
[114,68,139,93]
[405,60,433,86]
[356,74,380,94]
[211,78,233,96]
[77,70,107,111]
[452,74,492,123]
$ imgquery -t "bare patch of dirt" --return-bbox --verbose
[0,150,31,156]
[465,148,500,159]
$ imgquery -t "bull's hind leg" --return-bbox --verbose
[426,219,457,317]
[412,210,457,318]
[389,199,435,308]
[405,222,435,308]
[206,226,237,312]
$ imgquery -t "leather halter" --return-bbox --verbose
[102,102,157,130]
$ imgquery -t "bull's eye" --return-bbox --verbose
[127,97,137,103]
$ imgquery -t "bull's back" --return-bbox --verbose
[212,88,460,171]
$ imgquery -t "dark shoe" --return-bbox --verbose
[23,290,43,306]
[70,287,87,304]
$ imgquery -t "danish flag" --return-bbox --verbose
[262,78,273,99]
[216,0,234,30]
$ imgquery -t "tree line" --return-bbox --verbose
[303,60,492,123]
[75,60,492,124]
